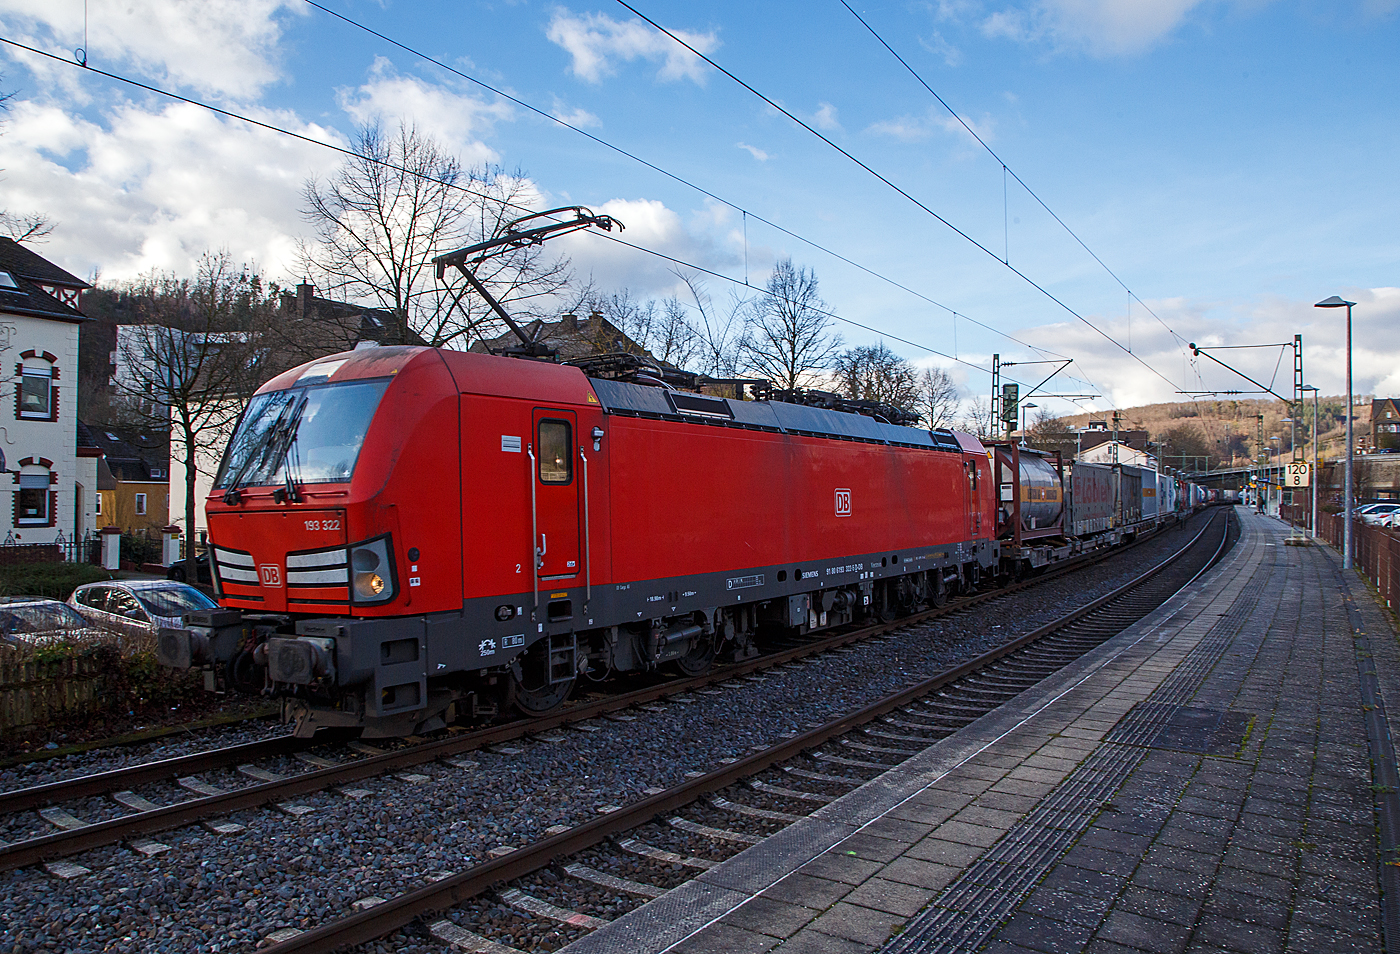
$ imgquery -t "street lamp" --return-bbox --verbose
[1316,295,1356,569]
[1021,402,1037,439]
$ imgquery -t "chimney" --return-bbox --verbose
[297,280,314,317]
[559,312,577,332]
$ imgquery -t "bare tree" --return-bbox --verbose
[0,78,53,244]
[835,343,920,411]
[917,366,959,429]
[673,271,751,379]
[739,259,842,389]
[111,251,273,578]
[959,399,994,439]
[299,122,569,348]
[0,212,53,244]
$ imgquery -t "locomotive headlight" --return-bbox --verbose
[349,535,396,604]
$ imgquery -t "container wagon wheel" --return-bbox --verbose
[509,642,574,716]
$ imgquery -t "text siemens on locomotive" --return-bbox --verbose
[157,346,1204,737]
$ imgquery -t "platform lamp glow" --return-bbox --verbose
[1315,296,1356,569]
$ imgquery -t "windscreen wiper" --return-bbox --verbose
[222,395,302,505]
[273,396,309,504]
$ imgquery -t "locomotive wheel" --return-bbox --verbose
[510,643,574,715]
[668,635,716,678]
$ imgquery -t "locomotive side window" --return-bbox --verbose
[538,420,572,484]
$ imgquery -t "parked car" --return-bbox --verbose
[69,580,218,644]
[0,597,110,648]
[1359,504,1400,526]
[166,552,214,588]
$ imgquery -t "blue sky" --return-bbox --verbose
[1,0,1396,418]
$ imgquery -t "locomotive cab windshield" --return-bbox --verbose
[215,377,391,493]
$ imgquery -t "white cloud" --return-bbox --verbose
[552,197,741,298]
[981,0,1211,57]
[1013,288,1400,412]
[918,30,965,67]
[812,102,842,132]
[337,58,512,168]
[0,0,301,100]
[866,107,994,147]
[736,142,770,161]
[549,96,602,129]
[0,97,342,282]
[545,10,718,84]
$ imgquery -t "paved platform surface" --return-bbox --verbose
[562,508,1400,954]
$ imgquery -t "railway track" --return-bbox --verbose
[248,506,1233,953]
[0,514,1196,877]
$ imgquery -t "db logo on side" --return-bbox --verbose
[835,489,851,517]
[259,564,282,587]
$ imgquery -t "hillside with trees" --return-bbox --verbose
[1028,395,1362,471]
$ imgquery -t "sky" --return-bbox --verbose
[0,0,1396,421]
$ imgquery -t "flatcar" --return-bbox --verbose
[158,347,1001,736]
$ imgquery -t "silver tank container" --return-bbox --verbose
[998,450,1064,531]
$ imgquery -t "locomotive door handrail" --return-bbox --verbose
[527,443,539,619]
[579,446,591,609]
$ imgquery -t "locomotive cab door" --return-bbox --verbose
[531,409,581,581]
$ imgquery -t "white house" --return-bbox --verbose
[0,238,96,545]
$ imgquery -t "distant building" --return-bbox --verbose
[0,238,97,543]
[1077,421,1152,454]
[1076,440,1157,469]
[270,282,426,365]
[469,311,647,360]
[88,424,171,532]
[1373,398,1400,451]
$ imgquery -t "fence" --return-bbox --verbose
[0,530,102,567]
[1319,513,1399,611]
[0,649,117,737]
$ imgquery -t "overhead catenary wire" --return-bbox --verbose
[0,31,1072,393]
[300,0,1067,365]
[615,0,1182,399]
[836,0,1190,353]
[0,30,1106,399]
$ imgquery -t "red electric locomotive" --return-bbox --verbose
[157,345,999,736]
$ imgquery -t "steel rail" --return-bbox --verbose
[0,515,1188,869]
[262,510,1228,953]
[0,734,320,816]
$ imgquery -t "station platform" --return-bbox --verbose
[564,508,1400,954]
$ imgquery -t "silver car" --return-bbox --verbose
[0,597,109,648]
[69,580,218,644]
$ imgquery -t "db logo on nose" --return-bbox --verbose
[834,489,851,517]
[259,564,282,586]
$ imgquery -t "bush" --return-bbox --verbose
[0,562,114,600]
[120,532,162,566]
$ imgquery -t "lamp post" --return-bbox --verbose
[1316,296,1356,569]
[1020,402,1037,440]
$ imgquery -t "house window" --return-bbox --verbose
[95,493,102,515]
[19,368,52,418]
[0,271,18,289]
[135,493,147,515]
[15,472,52,526]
